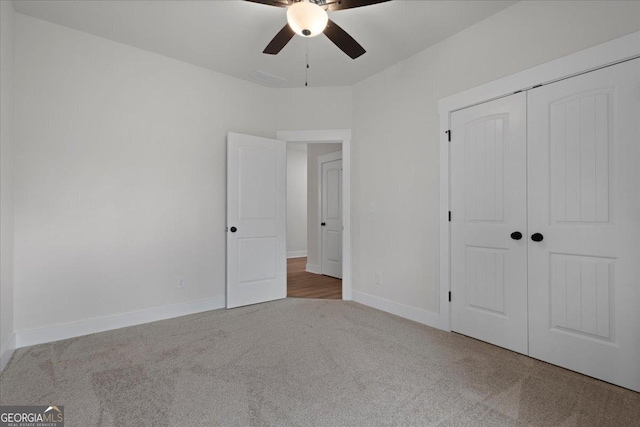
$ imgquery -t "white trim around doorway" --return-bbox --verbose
[276,129,352,300]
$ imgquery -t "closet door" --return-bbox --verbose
[528,59,640,392]
[450,92,528,354]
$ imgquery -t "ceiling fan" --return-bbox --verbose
[246,0,391,59]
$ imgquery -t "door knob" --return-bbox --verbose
[531,233,543,242]
[510,231,523,240]
[230,226,237,233]
[321,222,326,226]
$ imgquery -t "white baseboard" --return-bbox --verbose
[351,290,445,331]
[16,297,226,349]
[305,263,321,274]
[1,333,16,372]
[287,251,307,259]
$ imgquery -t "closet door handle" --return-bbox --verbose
[510,231,523,240]
[230,226,237,233]
[531,233,544,242]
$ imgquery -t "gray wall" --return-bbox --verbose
[0,0,16,368]
[351,0,640,314]
[4,0,640,346]
[286,144,307,257]
[12,14,352,332]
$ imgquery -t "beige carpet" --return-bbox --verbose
[1,299,638,426]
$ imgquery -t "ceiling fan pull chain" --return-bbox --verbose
[305,40,309,87]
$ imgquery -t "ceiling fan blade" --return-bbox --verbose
[324,0,391,12]
[324,19,366,59]
[263,24,296,55]
[245,0,290,8]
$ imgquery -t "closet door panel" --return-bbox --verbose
[450,92,528,355]
[527,59,640,392]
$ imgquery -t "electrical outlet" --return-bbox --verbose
[375,272,382,285]
[177,276,186,289]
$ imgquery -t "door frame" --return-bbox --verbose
[438,31,640,332]
[276,129,352,300]
[318,150,343,277]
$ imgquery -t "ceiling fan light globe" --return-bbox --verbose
[287,1,328,38]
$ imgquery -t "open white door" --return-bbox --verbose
[321,156,343,279]
[227,132,286,308]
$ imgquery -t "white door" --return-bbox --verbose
[321,157,342,279]
[527,59,640,392]
[450,92,528,354]
[227,132,286,308]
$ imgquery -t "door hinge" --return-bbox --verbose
[448,291,452,302]
[448,211,451,222]
[446,130,451,142]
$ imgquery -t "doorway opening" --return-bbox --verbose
[285,141,343,299]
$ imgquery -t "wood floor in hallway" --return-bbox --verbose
[287,257,342,299]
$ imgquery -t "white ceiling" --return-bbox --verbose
[13,0,516,88]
